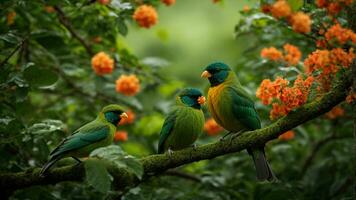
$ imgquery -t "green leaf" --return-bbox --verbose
[23,65,58,87]
[114,156,144,179]
[27,119,66,135]
[90,145,144,179]
[90,145,126,158]
[287,0,303,11]
[85,159,112,193]
[117,18,128,36]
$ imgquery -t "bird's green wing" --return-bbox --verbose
[158,109,178,154]
[50,122,110,157]
[228,86,261,130]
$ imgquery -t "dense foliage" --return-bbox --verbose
[0,0,354,199]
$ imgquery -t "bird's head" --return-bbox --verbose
[101,104,128,126]
[177,88,205,109]
[201,62,231,86]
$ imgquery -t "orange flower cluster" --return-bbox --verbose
[162,0,176,6]
[44,6,55,13]
[92,36,102,44]
[119,110,135,125]
[7,11,16,25]
[204,118,224,136]
[257,75,314,119]
[260,47,283,61]
[261,44,302,65]
[289,12,311,34]
[271,0,291,19]
[279,130,295,141]
[132,5,158,28]
[325,24,356,45]
[91,52,114,75]
[264,1,311,34]
[243,5,251,12]
[283,44,302,65]
[97,0,110,5]
[114,131,128,142]
[316,0,353,15]
[304,48,355,76]
[115,74,140,96]
[346,92,356,103]
[325,106,344,119]
[256,77,289,105]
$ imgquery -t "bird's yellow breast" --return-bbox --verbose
[207,83,226,127]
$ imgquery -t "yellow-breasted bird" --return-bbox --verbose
[40,104,128,176]
[201,62,275,181]
[158,88,205,155]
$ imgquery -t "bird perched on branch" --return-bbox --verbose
[201,62,275,181]
[158,88,205,155]
[40,104,128,176]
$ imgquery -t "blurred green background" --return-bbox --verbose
[123,0,255,86]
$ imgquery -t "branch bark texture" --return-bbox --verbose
[0,71,352,195]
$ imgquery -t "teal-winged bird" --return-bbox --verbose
[158,88,205,155]
[201,62,275,181]
[40,104,128,176]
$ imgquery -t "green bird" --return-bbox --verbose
[201,62,275,181]
[158,88,205,155]
[40,104,128,176]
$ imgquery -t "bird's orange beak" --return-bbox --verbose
[197,96,206,105]
[201,71,212,78]
[120,112,128,119]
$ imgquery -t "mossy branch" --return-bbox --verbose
[0,71,352,196]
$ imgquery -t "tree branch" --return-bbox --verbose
[54,6,94,56]
[0,71,352,195]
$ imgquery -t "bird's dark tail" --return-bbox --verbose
[248,148,276,182]
[39,155,62,176]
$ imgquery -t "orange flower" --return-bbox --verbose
[212,0,222,3]
[92,36,102,44]
[44,6,55,13]
[115,74,140,96]
[270,103,289,119]
[91,52,114,75]
[290,12,311,34]
[304,48,354,77]
[346,92,356,104]
[97,0,110,5]
[316,0,352,15]
[7,11,16,25]
[261,4,271,13]
[279,130,295,141]
[162,0,176,6]
[119,110,135,125]
[114,131,128,142]
[316,0,327,7]
[243,5,250,12]
[325,24,356,45]
[256,77,289,105]
[271,0,291,19]
[132,5,158,28]
[204,118,223,136]
[258,75,314,120]
[261,47,283,61]
[326,106,345,119]
[283,44,302,65]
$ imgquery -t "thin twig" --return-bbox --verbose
[163,170,201,182]
[301,133,349,176]
[0,39,25,67]
[54,6,94,56]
